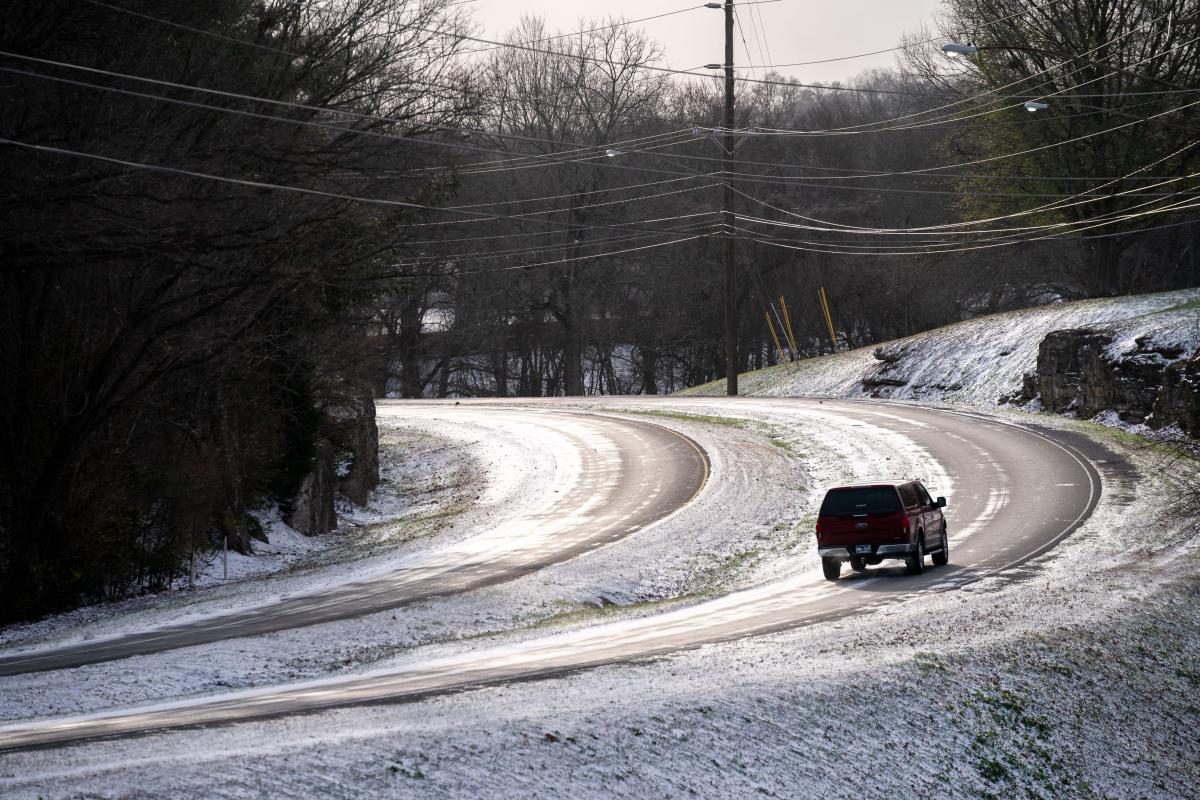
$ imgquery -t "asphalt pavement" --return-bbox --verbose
[0,405,708,676]
[0,397,1105,750]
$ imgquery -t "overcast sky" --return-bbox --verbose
[465,0,945,85]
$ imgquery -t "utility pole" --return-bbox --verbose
[722,0,738,396]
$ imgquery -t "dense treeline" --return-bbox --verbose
[1,0,1197,622]
[389,3,1200,398]
[0,0,474,621]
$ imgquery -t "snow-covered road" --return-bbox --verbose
[0,406,707,675]
[0,397,1102,751]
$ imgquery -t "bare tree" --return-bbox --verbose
[462,17,671,396]
[0,0,477,620]
[904,0,1200,296]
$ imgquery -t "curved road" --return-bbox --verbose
[0,407,708,675]
[0,397,1104,751]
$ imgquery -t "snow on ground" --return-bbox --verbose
[1,416,1196,799]
[0,420,484,652]
[682,288,1200,409]
[0,395,967,723]
[2,291,1199,797]
[1105,298,1200,359]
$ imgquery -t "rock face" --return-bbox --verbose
[1022,327,1199,433]
[286,388,381,536]
[335,393,380,506]
[287,437,338,536]
[862,345,911,395]
[1155,356,1200,433]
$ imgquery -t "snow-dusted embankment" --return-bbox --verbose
[682,288,1200,411]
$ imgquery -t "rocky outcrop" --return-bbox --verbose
[1020,327,1199,434]
[285,388,380,536]
[862,376,909,392]
[287,437,338,535]
[333,393,379,506]
[1154,356,1200,433]
[862,345,911,395]
[872,344,907,364]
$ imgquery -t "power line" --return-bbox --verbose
[4,137,1187,268]
[456,4,718,56]
[397,233,710,278]
[433,175,712,212]
[763,98,1200,180]
[8,40,1195,226]
[732,1,1041,70]
[747,1,774,70]
[21,0,1196,273]
[391,221,718,266]
[729,140,1200,236]
[744,192,1200,256]
[740,8,1185,136]
[15,53,1186,189]
[77,0,1191,161]
[403,180,718,230]
[16,58,1177,204]
[0,51,699,174]
[16,13,1190,186]
[0,137,722,239]
[411,24,970,97]
[736,184,1198,248]
[78,0,724,122]
[1,63,728,225]
[742,35,1200,139]
[82,0,1100,131]
[80,0,474,76]
[406,191,1200,271]
[730,165,1200,248]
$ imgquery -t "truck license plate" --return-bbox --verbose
[854,545,871,554]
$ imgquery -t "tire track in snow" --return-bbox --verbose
[0,397,1105,751]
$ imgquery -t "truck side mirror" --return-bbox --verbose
[935,497,947,508]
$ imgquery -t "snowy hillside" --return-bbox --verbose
[681,288,1200,410]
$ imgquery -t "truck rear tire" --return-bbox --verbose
[821,557,841,581]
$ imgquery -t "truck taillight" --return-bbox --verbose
[815,520,821,534]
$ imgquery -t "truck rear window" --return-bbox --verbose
[819,487,902,516]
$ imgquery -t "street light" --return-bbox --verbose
[943,43,1046,111]
[942,40,1198,133]
[941,42,979,56]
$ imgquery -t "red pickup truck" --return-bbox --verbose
[815,480,948,581]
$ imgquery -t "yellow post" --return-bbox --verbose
[818,286,837,353]
[778,295,800,362]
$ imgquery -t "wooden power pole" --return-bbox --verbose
[722,0,738,396]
